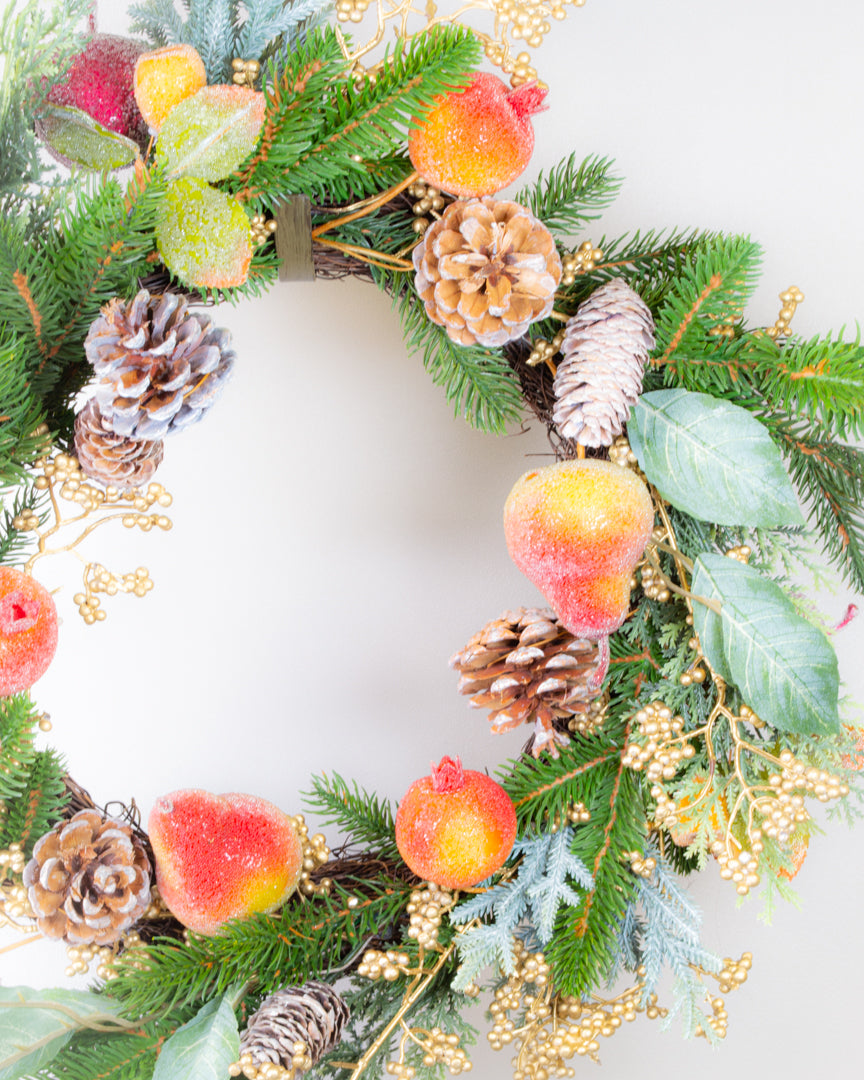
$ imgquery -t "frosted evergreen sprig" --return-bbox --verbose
[128,0,334,82]
[613,842,722,1000]
[450,827,592,991]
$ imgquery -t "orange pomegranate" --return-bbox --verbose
[395,756,517,889]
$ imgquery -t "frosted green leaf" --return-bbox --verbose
[0,987,125,1080]
[156,177,252,289]
[158,86,265,181]
[691,554,840,735]
[35,105,139,171]
[152,994,239,1080]
[629,389,803,527]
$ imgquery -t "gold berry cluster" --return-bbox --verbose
[406,882,453,949]
[290,815,332,896]
[409,180,447,236]
[357,947,412,981]
[526,329,565,369]
[75,565,153,624]
[608,435,640,470]
[249,213,278,247]
[566,693,607,736]
[230,1041,311,1080]
[231,57,261,86]
[487,942,551,1053]
[386,1027,472,1077]
[691,954,752,1039]
[0,843,30,930]
[335,0,371,24]
[765,286,804,339]
[547,801,591,831]
[561,240,604,284]
[624,850,657,879]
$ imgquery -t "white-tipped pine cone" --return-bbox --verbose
[552,279,655,447]
[237,981,349,1078]
[23,809,151,946]
[413,198,562,348]
[450,607,604,757]
[74,398,164,489]
[84,288,235,440]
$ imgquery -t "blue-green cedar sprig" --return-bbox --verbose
[450,827,592,991]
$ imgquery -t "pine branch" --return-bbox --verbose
[269,25,481,202]
[302,772,399,858]
[513,153,621,238]
[239,0,333,64]
[107,875,411,1015]
[392,279,524,434]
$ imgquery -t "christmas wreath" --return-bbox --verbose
[0,2,862,1079]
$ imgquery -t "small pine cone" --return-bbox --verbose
[23,809,151,946]
[240,981,349,1074]
[84,288,235,440]
[552,279,655,447]
[413,197,562,348]
[74,398,164,489]
[450,607,604,757]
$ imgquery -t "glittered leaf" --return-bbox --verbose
[0,987,125,1080]
[157,86,265,182]
[156,178,252,289]
[629,389,804,527]
[691,554,840,735]
[152,994,239,1080]
[35,105,139,171]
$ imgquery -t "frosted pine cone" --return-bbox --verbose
[23,809,151,946]
[74,398,164,489]
[450,607,604,757]
[84,288,235,440]
[235,981,349,1080]
[552,279,655,447]
[413,197,562,348]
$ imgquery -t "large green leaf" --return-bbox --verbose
[0,987,125,1080]
[629,389,804,527]
[691,554,840,735]
[35,106,139,171]
[152,994,239,1080]
[158,86,265,181]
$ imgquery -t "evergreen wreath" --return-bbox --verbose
[0,2,862,1079]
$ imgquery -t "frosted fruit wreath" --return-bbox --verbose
[0,1,863,1078]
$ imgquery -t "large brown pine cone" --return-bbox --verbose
[74,398,164,489]
[23,809,151,945]
[84,288,235,440]
[450,608,604,757]
[552,278,655,447]
[236,981,349,1079]
[413,198,562,348]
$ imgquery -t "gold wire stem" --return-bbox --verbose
[347,942,458,1080]
[0,932,42,955]
[313,236,415,272]
[311,171,420,239]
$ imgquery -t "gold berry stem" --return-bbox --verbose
[650,538,694,573]
[346,941,457,1080]
[0,932,42,955]
[311,170,419,240]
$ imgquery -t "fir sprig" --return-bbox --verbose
[303,773,399,858]
[513,154,621,238]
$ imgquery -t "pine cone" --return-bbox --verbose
[552,279,655,447]
[413,197,562,348]
[84,288,235,440]
[450,608,605,757]
[237,981,349,1079]
[23,809,151,946]
[74,398,164,489]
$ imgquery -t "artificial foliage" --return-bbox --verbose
[0,1,862,1079]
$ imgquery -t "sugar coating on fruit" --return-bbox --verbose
[148,789,303,935]
[134,45,207,132]
[0,568,58,697]
[156,177,252,289]
[46,34,147,147]
[395,756,516,889]
[408,73,546,197]
[158,85,266,181]
[504,459,654,638]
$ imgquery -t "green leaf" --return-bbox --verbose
[152,993,240,1080]
[691,554,840,735]
[35,105,139,170]
[158,86,266,181]
[629,389,804,527]
[0,987,124,1080]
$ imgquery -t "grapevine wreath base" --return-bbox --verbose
[1,2,863,1079]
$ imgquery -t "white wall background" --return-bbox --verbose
[4,1,864,1077]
